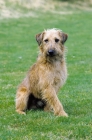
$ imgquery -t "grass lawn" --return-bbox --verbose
[0,10,92,140]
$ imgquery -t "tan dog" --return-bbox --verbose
[15,29,68,117]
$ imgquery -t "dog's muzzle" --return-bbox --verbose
[47,49,56,57]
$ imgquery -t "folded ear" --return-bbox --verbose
[36,32,44,46]
[62,33,68,44]
[59,31,68,44]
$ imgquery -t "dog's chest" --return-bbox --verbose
[39,61,67,90]
[53,63,67,88]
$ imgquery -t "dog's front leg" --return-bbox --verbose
[42,87,68,117]
[44,103,51,112]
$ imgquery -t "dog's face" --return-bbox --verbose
[36,29,68,59]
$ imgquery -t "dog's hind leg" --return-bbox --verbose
[16,86,30,115]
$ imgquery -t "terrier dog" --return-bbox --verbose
[15,29,68,117]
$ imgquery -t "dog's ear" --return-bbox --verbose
[36,32,44,46]
[59,31,68,44]
[62,33,68,44]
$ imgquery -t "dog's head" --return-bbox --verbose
[36,29,68,59]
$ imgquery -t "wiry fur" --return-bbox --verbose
[15,29,68,116]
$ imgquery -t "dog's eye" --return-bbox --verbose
[55,38,59,43]
[44,39,48,43]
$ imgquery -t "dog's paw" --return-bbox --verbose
[61,112,68,117]
[55,111,68,117]
[16,110,26,115]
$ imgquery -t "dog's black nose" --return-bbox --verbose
[48,49,55,56]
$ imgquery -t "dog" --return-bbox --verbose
[15,28,68,117]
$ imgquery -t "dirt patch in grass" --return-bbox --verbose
[0,0,92,19]
[0,0,37,19]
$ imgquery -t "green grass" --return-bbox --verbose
[0,10,92,140]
